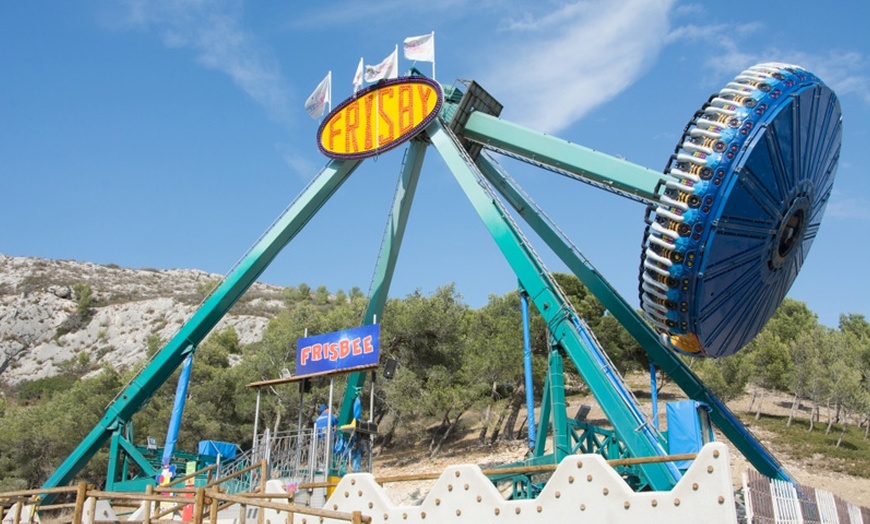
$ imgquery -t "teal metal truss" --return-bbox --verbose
[43,77,791,498]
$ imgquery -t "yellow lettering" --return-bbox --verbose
[378,88,394,145]
[344,100,360,153]
[398,85,414,135]
[417,85,433,113]
[327,113,343,152]
[320,80,441,158]
[363,94,375,150]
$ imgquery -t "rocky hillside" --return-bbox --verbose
[0,254,286,385]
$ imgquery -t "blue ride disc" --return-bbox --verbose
[640,63,842,358]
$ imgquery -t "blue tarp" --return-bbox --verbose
[667,400,713,470]
[197,440,237,461]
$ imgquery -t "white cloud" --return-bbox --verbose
[283,0,467,30]
[278,144,322,180]
[825,190,870,220]
[780,51,870,106]
[110,0,294,125]
[476,0,676,134]
[665,20,870,105]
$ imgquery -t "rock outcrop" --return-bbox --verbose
[0,254,285,385]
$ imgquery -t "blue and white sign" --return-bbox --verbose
[296,324,380,375]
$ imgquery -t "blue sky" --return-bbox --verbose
[2,0,868,330]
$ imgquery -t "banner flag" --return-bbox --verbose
[364,46,398,83]
[304,71,331,119]
[403,32,434,62]
[296,324,380,375]
[353,57,364,94]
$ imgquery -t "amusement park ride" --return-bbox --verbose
[40,62,842,518]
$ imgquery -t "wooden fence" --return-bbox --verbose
[0,460,369,524]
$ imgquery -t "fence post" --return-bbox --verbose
[209,489,219,524]
[86,495,97,524]
[143,485,153,524]
[11,502,22,524]
[193,488,205,524]
[72,482,88,524]
[260,459,268,493]
[258,460,267,524]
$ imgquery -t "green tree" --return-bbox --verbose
[551,273,646,374]
[146,333,164,358]
[787,326,825,426]
[747,330,793,419]
[552,273,604,322]
[839,313,870,340]
[0,367,122,489]
[194,279,220,298]
[595,314,647,374]
[690,351,750,402]
[466,292,546,445]
[72,282,95,315]
[824,330,865,446]
[297,283,312,302]
[764,298,818,345]
[378,285,473,455]
[315,285,330,305]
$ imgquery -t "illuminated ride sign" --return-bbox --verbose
[318,77,443,159]
[296,323,380,376]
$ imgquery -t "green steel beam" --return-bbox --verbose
[461,111,671,204]
[106,430,122,491]
[428,120,679,490]
[534,373,552,459]
[338,140,428,426]
[547,349,571,462]
[42,158,362,497]
[116,436,157,479]
[476,154,792,482]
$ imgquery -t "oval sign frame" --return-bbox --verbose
[317,76,443,160]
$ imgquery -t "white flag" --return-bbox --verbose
[353,57,364,94]
[403,32,434,62]
[304,72,331,119]
[364,46,398,83]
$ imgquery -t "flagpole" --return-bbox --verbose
[431,31,436,80]
[327,70,332,114]
[354,57,363,96]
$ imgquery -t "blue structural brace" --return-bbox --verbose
[162,353,194,467]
